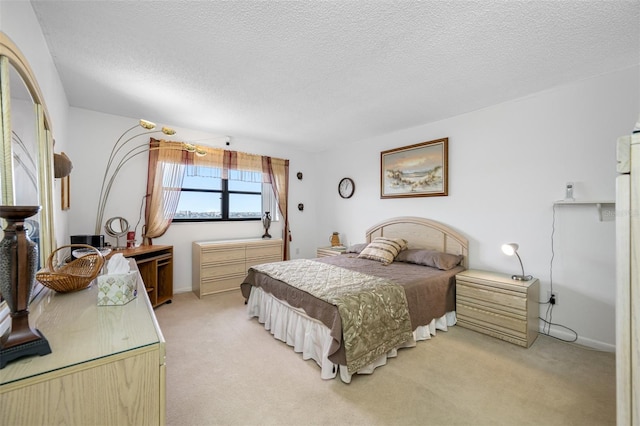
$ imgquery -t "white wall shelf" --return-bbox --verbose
[553,200,615,221]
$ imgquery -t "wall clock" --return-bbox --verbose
[338,177,355,199]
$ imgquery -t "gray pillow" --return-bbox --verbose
[346,243,368,254]
[395,249,463,270]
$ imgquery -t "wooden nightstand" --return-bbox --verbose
[316,247,346,257]
[455,269,540,348]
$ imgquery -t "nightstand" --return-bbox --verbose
[455,269,540,348]
[316,247,346,257]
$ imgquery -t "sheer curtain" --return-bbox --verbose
[142,139,188,244]
[143,139,290,258]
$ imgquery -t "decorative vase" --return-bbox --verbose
[262,212,272,239]
[0,205,51,369]
[330,232,341,247]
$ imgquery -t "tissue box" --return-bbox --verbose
[97,272,138,306]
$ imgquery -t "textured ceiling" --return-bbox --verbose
[31,1,639,152]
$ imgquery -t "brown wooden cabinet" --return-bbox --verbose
[113,245,173,308]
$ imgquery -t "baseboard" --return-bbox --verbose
[538,326,615,352]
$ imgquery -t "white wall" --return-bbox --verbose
[4,1,638,351]
[315,66,640,350]
[0,1,70,248]
[66,108,319,294]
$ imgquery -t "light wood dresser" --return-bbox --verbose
[192,238,283,297]
[456,269,540,348]
[0,260,166,425]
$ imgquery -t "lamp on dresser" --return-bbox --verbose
[501,243,533,281]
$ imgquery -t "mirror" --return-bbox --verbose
[0,32,55,268]
[9,63,38,205]
[105,216,129,250]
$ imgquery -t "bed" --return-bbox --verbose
[240,216,468,383]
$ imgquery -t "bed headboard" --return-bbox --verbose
[365,216,469,268]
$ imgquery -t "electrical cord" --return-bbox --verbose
[549,203,556,297]
[539,202,579,343]
[538,316,579,342]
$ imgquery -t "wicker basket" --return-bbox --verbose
[36,244,105,293]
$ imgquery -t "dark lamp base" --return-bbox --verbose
[0,329,52,369]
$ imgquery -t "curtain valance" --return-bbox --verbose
[155,140,285,181]
[145,138,291,259]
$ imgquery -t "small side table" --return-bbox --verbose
[455,269,540,348]
[316,247,346,257]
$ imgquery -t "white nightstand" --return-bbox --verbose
[316,246,346,257]
[455,269,540,348]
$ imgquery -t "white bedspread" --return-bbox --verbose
[246,286,456,383]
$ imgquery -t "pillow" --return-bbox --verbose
[357,237,408,265]
[346,243,368,254]
[394,249,463,270]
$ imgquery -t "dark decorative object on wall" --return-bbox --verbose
[298,203,304,211]
[0,205,51,369]
[297,172,303,180]
[262,211,272,239]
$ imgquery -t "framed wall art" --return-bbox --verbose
[380,137,448,198]
[61,175,70,210]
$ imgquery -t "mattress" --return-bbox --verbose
[241,254,463,380]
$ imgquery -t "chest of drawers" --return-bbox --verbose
[192,238,283,297]
[456,269,540,348]
[0,261,165,425]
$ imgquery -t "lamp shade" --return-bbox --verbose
[501,243,518,256]
[501,242,532,281]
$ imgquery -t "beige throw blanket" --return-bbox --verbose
[250,259,413,373]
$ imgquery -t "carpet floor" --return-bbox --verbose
[155,290,615,426]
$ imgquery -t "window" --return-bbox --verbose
[174,167,265,221]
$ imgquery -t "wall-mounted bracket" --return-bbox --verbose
[553,200,616,221]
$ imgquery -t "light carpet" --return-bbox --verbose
[155,290,615,426]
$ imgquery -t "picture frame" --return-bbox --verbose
[61,175,70,210]
[380,137,448,198]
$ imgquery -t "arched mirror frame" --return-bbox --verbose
[0,32,55,266]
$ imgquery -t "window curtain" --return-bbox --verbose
[142,139,189,243]
[262,156,290,260]
[143,139,290,259]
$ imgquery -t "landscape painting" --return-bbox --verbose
[380,138,448,198]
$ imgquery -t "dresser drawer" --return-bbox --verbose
[201,247,245,263]
[456,318,529,347]
[247,244,282,260]
[456,281,527,312]
[200,276,244,295]
[246,256,281,269]
[457,302,527,334]
[202,262,247,278]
